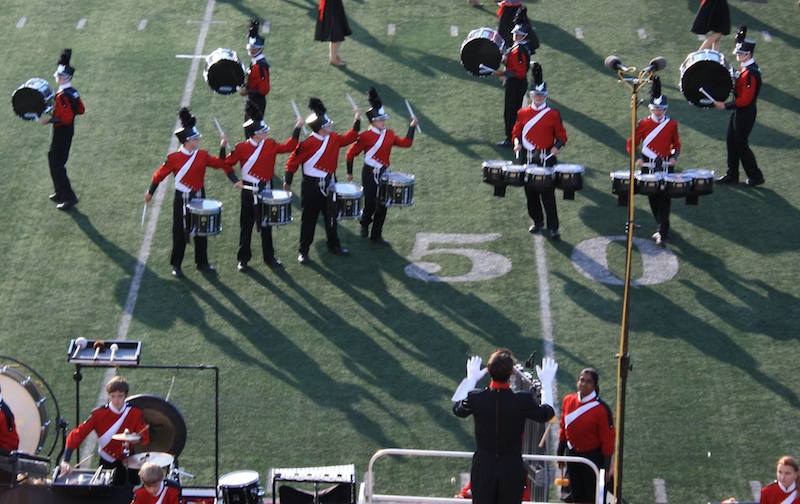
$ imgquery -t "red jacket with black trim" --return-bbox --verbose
[51,85,85,127]
[345,126,414,174]
[558,392,615,456]
[626,116,681,160]
[512,106,568,151]
[150,148,233,192]
[66,404,150,461]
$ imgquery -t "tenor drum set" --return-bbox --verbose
[610,169,714,205]
[482,160,585,200]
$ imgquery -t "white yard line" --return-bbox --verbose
[79,0,218,465]
[76,18,87,30]
[653,478,668,503]
[16,17,27,29]
[138,19,148,31]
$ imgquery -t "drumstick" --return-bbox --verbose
[92,341,104,360]
[213,117,225,136]
[345,93,359,112]
[698,87,716,104]
[404,99,423,135]
[140,203,147,228]
[478,63,497,74]
[290,100,309,135]
[75,452,93,468]
[537,418,557,448]
[71,337,88,359]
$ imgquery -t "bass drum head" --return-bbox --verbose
[127,394,187,457]
[460,30,503,76]
[12,87,47,120]
[0,364,49,454]
[680,53,733,107]
[204,49,245,95]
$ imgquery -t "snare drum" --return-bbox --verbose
[634,172,664,196]
[460,27,505,76]
[186,199,223,236]
[334,183,364,219]
[12,78,55,120]
[684,169,715,195]
[204,48,246,95]
[503,164,526,187]
[679,50,734,107]
[258,189,293,226]
[379,172,416,207]
[524,166,555,192]
[482,160,510,186]
[664,173,693,198]
[218,470,262,504]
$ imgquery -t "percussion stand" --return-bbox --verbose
[72,364,82,463]
[606,60,664,503]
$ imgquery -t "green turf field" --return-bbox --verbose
[1,0,799,502]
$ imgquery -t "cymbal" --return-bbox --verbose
[124,452,174,470]
[112,432,142,442]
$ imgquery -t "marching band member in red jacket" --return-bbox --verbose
[512,63,568,239]
[626,76,681,247]
[145,108,242,277]
[0,384,20,454]
[714,26,764,187]
[40,49,85,210]
[722,456,800,504]
[239,19,270,116]
[284,98,360,265]
[61,376,150,485]
[131,462,181,504]
[225,100,302,271]
[346,88,416,245]
[495,9,532,149]
[558,368,615,504]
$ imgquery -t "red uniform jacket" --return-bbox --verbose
[504,43,530,80]
[727,61,761,109]
[51,85,85,127]
[512,105,568,151]
[66,404,150,461]
[246,55,270,97]
[760,482,799,504]
[626,116,681,160]
[285,128,358,178]
[0,401,19,452]
[151,148,233,193]
[345,127,413,173]
[559,392,615,456]
[224,136,298,183]
[132,483,181,504]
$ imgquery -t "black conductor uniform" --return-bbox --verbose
[453,383,555,504]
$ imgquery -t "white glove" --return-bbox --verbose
[536,357,558,407]
[452,356,488,402]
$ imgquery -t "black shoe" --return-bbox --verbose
[745,177,765,187]
[265,257,283,269]
[548,228,561,240]
[237,261,248,272]
[496,139,512,147]
[56,199,78,211]
[49,193,62,203]
[370,237,391,246]
[171,267,184,278]
[196,263,216,273]
[360,225,369,238]
[330,246,350,256]
[528,224,544,234]
[297,253,310,265]
[717,174,739,184]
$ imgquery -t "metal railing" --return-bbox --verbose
[365,448,605,504]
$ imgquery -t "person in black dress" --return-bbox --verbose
[315,0,352,66]
[691,0,731,51]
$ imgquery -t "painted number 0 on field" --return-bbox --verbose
[405,233,512,282]
[571,235,678,286]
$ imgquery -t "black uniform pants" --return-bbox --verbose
[247,93,266,117]
[504,78,527,142]
[47,125,77,201]
[100,458,140,486]
[171,189,209,269]
[648,192,671,237]
[524,155,559,230]
[360,164,388,239]
[238,181,275,264]
[565,447,604,504]
[299,175,340,255]
[726,107,762,181]
[470,453,526,504]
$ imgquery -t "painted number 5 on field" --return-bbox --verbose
[405,233,512,282]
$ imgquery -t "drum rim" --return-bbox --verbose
[525,166,555,174]
[554,164,586,173]
[187,198,223,213]
[218,470,260,486]
[0,365,49,454]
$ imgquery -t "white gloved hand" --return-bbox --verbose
[452,356,488,402]
[536,357,558,407]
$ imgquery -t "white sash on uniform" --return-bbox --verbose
[641,118,670,161]
[241,141,265,184]
[155,483,168,504]
[521,107,551,152]
[174,150,199,193]
[97,405,131,462]
[364,129,387,169]
[302,135,330,178]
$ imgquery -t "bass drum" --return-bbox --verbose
[680,50,733,107]
[0,364,49,454]
[204,48,246,95]
[127,395,187,457]
[11,78,54,120]
[460,28,505,76]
